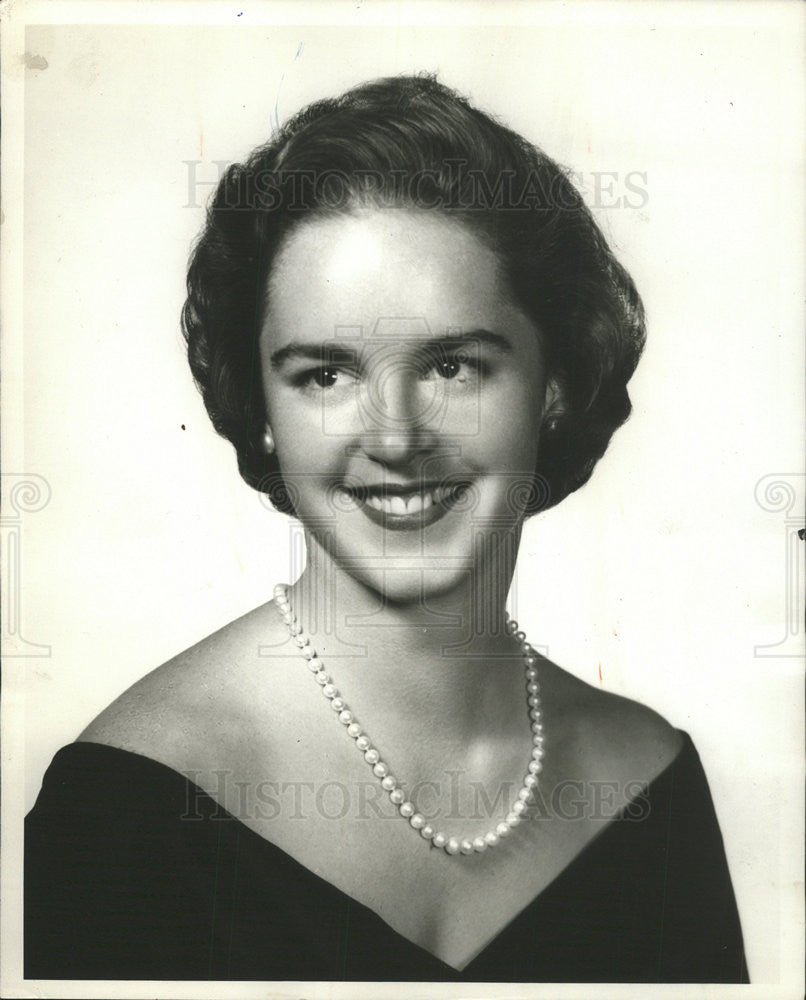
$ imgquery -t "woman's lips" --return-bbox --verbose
[336,483,470,531]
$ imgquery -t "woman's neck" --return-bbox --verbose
[283,532,528,741]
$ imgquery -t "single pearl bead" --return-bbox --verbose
[356,735,370,751]
[528,760,542,774]
[420,824,435,840]
[520,641,532,654]
[339,710,353,725]
[460,839,474,855]
[373,762,388,777]
[277,601,290,613]
[390,789,404,805]
[290,623,302,636]
[531,721,543,733]
[322,683,336,698]
[309,657,322,671]
[530,760,543,775]
[527,682,540,695]
[496,822,510,838]
[445,838,460,855]
[364,748,380,765]
[273,584,286,598]
[484,831,500,847]
[532,745,545,758]
[347,723,362,738]
[532,734,544,746]
[301,645,315,660]
[506,620,519,634]
[399,802,414,818]
[331,698,346,712]
[517,787,531,802]
[526,668,538,681]
[282,612,294,625]
[433,832,447,849]
[528,695,540,708]
[472,837,487,853]
[381,775,396,791]
[525,656,537,667]
[410,813,425,829]
[524,773,539,788]
[513,799,528,815]
[506,811,522,827]
[294,634,308,647]
[315,671,329,685]
[530,708,542,722]
[515,630,526,642]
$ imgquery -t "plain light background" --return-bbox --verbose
[4,2,804,995]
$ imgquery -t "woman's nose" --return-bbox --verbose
[359,366,437,467]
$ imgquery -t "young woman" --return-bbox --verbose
[25,74,748,983]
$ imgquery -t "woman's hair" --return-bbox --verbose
[182,74,646,514]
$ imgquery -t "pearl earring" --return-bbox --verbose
[263,426,275,454]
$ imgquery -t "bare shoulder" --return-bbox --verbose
[77,598,292,767]
[538,654,684,786]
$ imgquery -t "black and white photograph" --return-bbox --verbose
[2,1,803,996]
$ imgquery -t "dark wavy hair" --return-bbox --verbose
[181,74,645,514]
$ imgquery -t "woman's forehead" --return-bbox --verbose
[262,209,519,345]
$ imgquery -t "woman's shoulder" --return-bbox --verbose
[538,653,685,790]
[77,598,292,772]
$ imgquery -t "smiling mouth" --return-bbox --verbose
[336,481,471,530]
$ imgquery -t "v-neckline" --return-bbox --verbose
[71,734,689,975]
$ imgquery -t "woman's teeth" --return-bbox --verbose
[368,490,439,515]
[352,487,453,515]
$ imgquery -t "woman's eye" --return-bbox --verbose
[297,366,357,391]
[436,357,461,379]
[312,367,338,388]
[426,349,477,381]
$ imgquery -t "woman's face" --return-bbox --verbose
[260,209,553,603]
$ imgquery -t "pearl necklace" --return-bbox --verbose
[272,583,546,856]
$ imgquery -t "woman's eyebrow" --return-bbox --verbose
[430,329,512,354]
[269,343,329,369]
[269,329,512,370]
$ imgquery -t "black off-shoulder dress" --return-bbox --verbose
[24,731,749,982]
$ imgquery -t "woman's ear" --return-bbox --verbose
[541,378,566,431]
[262,424,276,455]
